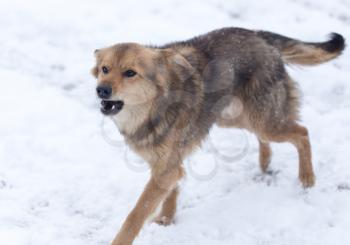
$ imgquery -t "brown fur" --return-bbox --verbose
[92,27,345,245]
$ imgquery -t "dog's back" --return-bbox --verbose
[170,27,345,66]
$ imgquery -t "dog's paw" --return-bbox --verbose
[153,215,174,226]
[299,172,315,188]
[253,169,280,186]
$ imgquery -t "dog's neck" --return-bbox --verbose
[111,102,153,137]
[114,97,167,146]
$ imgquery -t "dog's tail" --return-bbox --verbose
[257,31,345,65]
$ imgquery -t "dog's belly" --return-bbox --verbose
[216,96,250,130]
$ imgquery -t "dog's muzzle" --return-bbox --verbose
[100,100,124,115]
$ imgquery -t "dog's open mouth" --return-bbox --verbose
[100,100,124,115]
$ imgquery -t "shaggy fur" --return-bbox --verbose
[92,27,345,245]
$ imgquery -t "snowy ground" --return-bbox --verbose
[1,0,350,244]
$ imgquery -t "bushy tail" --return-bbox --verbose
[257,31,345,65]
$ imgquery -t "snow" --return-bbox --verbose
[1,0,350,244]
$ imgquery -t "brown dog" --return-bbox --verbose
[91,27,345,245]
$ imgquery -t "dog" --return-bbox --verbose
[91,27,345,245]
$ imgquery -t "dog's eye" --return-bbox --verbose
[102,66,109,74]
[123,70,137,77]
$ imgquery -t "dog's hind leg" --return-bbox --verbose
[154,186,179,226]
[259,123,315,188]
[258,138,272,173]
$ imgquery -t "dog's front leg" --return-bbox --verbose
[111,166,183,245]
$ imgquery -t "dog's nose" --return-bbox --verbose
[96,85,112,99]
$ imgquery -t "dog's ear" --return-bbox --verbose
[160,49,195,82]
[91,49,100,78]
[91,66,98,78]
[142,49,195,94]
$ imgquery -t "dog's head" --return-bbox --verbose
[92,43,194,117]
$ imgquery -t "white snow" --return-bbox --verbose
[1,0,350,244]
